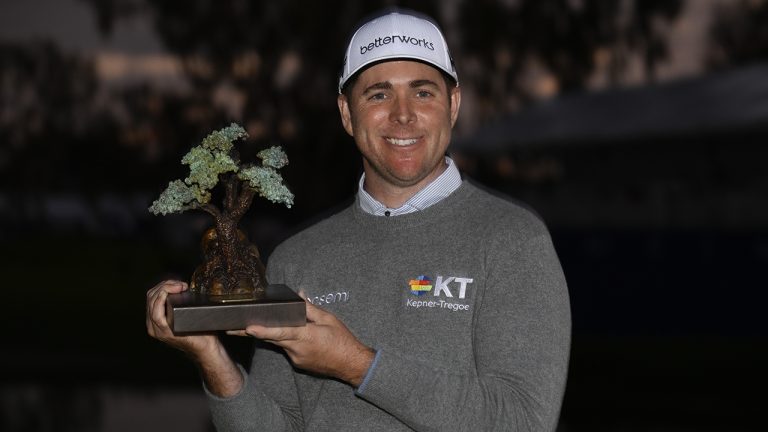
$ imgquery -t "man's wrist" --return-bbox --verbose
[346,345,376,388]
[188,336,225,363]
[195,340,244,398]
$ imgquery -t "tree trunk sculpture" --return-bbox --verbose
[149,123,293,298]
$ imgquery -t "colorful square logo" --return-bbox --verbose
[408,275,433,296]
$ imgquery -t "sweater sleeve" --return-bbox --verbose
[354,233,571,432]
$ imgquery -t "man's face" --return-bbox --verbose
[338,60,460,198]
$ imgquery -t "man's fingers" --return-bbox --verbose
[245,324,301,343]
[225,330,249,337]
[156,280,187,295]
[147,280,187,332]
[150,288,169,326]
[146,287,164,330]
[146,281,185,313]
[304,300,332,324]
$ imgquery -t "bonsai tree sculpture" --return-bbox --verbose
[149,123,293,298]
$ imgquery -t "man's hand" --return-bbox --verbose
[241,301,375,387]
[146,280,218,355]
[146,280,243,397]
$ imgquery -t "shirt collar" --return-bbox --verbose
[358,156,462,217]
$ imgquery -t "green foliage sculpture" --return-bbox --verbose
[150,123,293,298]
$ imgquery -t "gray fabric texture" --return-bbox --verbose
[206,180,571,431]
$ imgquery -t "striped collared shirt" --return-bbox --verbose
[358,157,462,216]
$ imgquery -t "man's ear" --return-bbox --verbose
[337,94,354,137]
[449,85,461,128]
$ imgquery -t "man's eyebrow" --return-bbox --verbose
[410,79,440,89]
[362,81,393,94]
[361,79,440,94]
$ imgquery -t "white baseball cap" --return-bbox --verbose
[338,10,458,93]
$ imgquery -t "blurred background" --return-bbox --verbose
[1,0,767,430]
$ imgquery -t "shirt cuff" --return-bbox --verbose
[355,349,381,395]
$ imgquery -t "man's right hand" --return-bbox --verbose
[146,280,219,356]
[146,280,244,397]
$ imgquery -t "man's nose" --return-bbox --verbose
[389,95,416,124]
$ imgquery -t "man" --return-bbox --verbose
[147,10,571,431]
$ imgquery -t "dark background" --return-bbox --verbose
[1,0,767,431]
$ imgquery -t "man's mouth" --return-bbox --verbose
[385,137,419,146]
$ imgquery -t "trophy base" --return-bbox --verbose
[166,284,305,333]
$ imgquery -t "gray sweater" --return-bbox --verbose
[207,180,571,431]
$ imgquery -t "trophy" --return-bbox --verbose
[149,123,305,333]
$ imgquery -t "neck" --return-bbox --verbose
[363,160,448,208]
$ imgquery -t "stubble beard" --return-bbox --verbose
[362,154,444,191]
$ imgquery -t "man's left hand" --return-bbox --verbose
[233,300,375,387]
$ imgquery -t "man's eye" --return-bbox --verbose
[416,90,433,98]
[369,93,386,101]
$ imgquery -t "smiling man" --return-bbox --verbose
[338,59,460,207]
[147,9,571,431]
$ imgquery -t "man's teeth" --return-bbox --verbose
[386,137,418,146]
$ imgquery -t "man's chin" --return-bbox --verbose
[387,172,440,191]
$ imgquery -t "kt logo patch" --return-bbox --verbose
[406,274,474,312]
